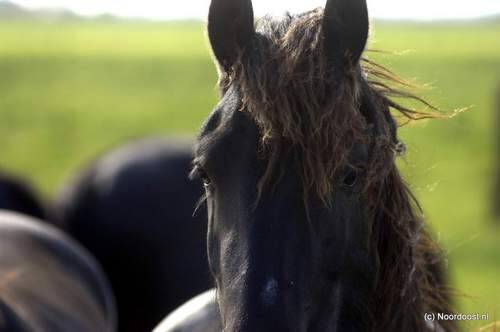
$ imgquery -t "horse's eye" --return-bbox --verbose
[190,165,212,188]
[202,177,212,188]
[198,169,211,188]
[343,169,358,187]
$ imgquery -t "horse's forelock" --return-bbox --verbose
[222,9,367,205]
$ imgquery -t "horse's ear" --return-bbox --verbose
[323,0,369,68]
[208,0,255,72]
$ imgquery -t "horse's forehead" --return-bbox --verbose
[196,88,258,161]
[199,86,240,138]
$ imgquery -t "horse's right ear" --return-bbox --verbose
[323,0,369,68]
[208,0,255,72]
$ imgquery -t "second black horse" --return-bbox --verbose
[52,137,212,332]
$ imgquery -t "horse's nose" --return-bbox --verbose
[225,278,306,332]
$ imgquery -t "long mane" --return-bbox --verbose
[219,8,455,331]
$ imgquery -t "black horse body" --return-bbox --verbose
[0,211,116,332]
[52,137,212,332]
[0,173,45,220]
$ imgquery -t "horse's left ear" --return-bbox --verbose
[323,0,369,67]
[208,0,255,72]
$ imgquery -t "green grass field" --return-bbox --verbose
[0,18,499,330]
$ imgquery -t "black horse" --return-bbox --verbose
[0,211,116,331]
[186,0,455,331]
[0,172,45,219]
[51,137,212,332]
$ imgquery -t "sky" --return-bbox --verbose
[8,0,500,21]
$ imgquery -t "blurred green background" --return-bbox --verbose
[0,3,499,331]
